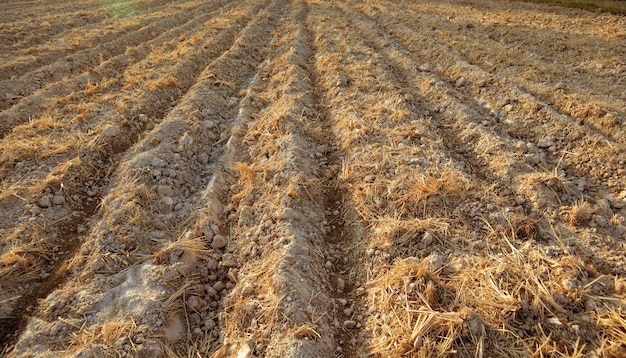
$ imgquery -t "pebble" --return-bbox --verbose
[337,278,346,291]
[548,317,562,325]
[422,231,434,246]
[101,125,119,139]
[241,282,254,297]
[162,196,174,210]
[39,196,52,208]
[337,298,348,306]
[204,319,216,330]
[562,278,577,292]
[221,255,238,268]
[205,286,218,297]
[158,185,174,197]
[536,198,547,208]
[418,63,432,72]
[213,281,225,292]
[594,215,608,228]
[343,320,357,329]
[211,235,227,250]
[202,120,216,129]
[277,208,300,221]
[537,137,555,148]
[187,295,201,309]
[52,195,65,205]
[364,175,376,183]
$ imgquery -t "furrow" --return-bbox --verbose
[308,1,626,356]
[380,0,626,142]
[0,0,233,140]
[0,1,264,353]
[355,3,626,194]
[0,0,175,53]
[6,0,283,356]
[343,0,626,277]
[0,0,229,112]
[0,0,245,185]
[212,2,342,357]
[0,0,195,80]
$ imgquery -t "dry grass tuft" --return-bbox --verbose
[367,258,466,357]
[65,316,138,354]
[84,80,97,96]
[154,234,210,265]
[232,161,257,183]
[148,75,179,91]
[565,200,594,226]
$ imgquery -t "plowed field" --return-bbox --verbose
[1,0,625,357]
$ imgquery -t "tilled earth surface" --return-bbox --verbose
[1,0,625,357]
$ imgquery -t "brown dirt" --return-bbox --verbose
[1,0,625,357]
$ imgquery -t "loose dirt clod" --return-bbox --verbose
[1,0,625,357]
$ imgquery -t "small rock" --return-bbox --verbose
[536,198,547,208]
[465,313,484,337]
[455,77,467,87]
[221,259,238,268]
[101,125,119,138]
[343,308,352,316]
[158,185,174,197]
[198,153,208,165]
[337,278,346,291]
[364,175,376,183]
[424,253,446,270]
[537,137,555,148]
[205,286,218,297]
[151,157,166,167]
[162,196,174,210]
[514,196,526,205]
[52,195,65,205]
[343,320,356,329]
[503,104,514,112]
[39,196,52,208]
[213,281,225,292]
[277,208,300,221]
[554,293,569,305]
[187,295,201,309]
[211,235,227,250]
[562,278,577,292]
[202,120,216,129]
[548,317,562,325]
[422,232,434,246]
[337,298,348,306]
[418,63,432,72]
[594,215,608,228]
[241,282,254,297]
[204,319,216,330]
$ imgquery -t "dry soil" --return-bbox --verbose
[1,0,625,357]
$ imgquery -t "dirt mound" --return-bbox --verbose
[1,0,625,356]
